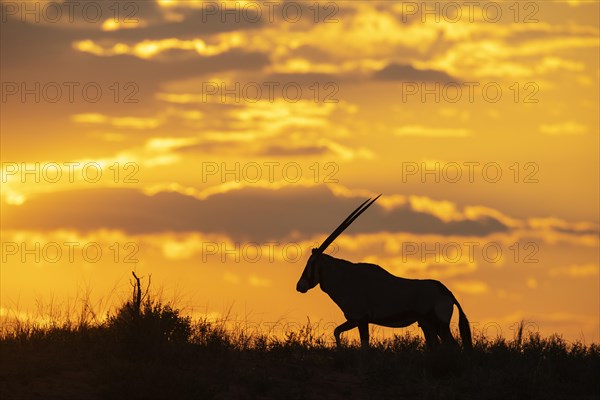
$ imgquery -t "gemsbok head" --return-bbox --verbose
[296,195,472,350]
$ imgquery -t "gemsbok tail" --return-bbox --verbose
[452,294,473,351]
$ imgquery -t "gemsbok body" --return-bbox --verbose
[296,195,472,350]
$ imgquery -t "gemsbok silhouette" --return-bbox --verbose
[296,195,472,350]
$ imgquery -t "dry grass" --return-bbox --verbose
[1,286,598,400]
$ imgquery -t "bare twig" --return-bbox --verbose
[132,271,142,315]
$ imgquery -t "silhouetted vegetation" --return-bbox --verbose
[1,278,598,400]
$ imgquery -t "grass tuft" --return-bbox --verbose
[1,282,598,400]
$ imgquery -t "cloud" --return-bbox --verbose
[1,185,509,240]
[73,36,247,60]
[6,181,591,247]
[549,263,599,278]
[140,99,365,158]
[395,125,471,137]
[535,56,585,73]
[527,218,599,237]
[425,23,599,79]
[71,113,162,129]
[264,71,341,86]
[373,63,457,83]
[248,275,271,287]
[539,122,588,136]
[452,281,489,295]
[255,139,372,160]
[259,145,329,157]
[70,108,204,130]
[1,19,270,99]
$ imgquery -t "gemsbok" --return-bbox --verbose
[296,195,472,350]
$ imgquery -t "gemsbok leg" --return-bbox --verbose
[334,320,359,348]
[438,322,459,348]
[435,295,459,348]
[358,322,369,349]
[419,318,440,349]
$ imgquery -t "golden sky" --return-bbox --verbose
[1,0,599,342]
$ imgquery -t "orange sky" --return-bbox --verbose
[1,0,599,343]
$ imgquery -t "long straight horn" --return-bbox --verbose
[317,194,381,253]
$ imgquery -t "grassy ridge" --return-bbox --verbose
[1,293,599,400]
